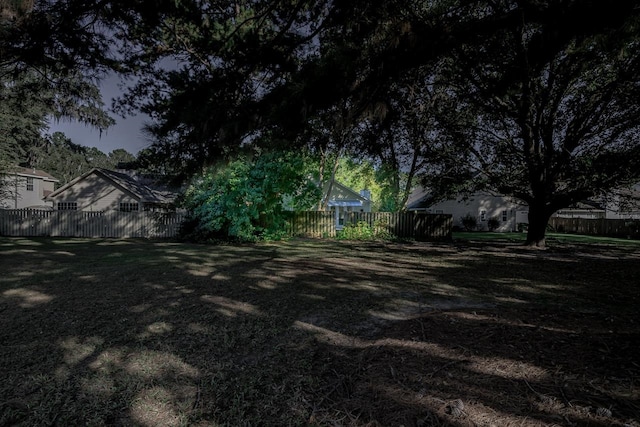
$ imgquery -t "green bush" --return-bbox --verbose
[461,214,478,231]
[180,150,321,242]
[487,216,500,231]
[337,219,395,241]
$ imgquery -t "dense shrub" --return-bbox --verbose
[180,151,320,242]
[337,220,395,241]
[487,216,501,231]
[461,214,478,231]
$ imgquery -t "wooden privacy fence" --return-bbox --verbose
[2,209,452,241]
[0,209,186,238]
[285,211,336,238]
[549,217,640,239]
[286,211,452,240]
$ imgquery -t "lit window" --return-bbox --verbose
[502,210,507,221]
[26,177,34,191]
[480,210,487,221]
[120,202,139,212]
[58,202,77,210]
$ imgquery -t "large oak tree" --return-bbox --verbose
[425,1,640,246]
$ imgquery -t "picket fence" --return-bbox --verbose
[549,217,640,239]
[286,211,452,240]
[0,209,186,238]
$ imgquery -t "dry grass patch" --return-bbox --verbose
[1,237,639,426]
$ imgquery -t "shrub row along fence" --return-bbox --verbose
[549,217,640,239]
[0,209,186,238]
[286,211,453,240]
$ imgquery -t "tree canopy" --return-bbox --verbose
[1,0,115,198]
[3,0,640,246]
[424,1,640,245]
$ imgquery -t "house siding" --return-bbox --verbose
[320,181,372,229]
[606,209,640,220]
[326,184,372,212]
[554,209,606,219]
[1,173,57,209]
[604,184,640,219]
[47,173,139,211]
[419,193,526,232]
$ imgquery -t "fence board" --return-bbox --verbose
[0,209,186,239]
[285,211,336,238]
[2,209,452,241]
[549,217,640,239]
[287,211,452,241]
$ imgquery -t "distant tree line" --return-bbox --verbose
[32,132,135,186]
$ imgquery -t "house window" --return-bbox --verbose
[58,202,77,211]
[435,209,444,214]
[502,210,508,222]
[120,202,139,212]
[26,177,34,191]
[480,210,487,221]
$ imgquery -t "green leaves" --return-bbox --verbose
[181,150,321,241]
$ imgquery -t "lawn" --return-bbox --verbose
[1,237,639,426]
[454,231,640,247]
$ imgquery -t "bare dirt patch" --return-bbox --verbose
[0,237,638,426]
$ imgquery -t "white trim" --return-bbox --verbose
[328,200,363,207]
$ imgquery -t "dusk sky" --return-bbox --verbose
[48,74,151,156]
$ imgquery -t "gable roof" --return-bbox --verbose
[98,169,173,203]
[318,180,371,208]
[560,200,606,211]
[406,187,433,210]
[6,167,59,182]
[45,168,175,204]
[323,181,370,200]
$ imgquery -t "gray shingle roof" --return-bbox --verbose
[96,169,173,204]
[45,168,176,205]
[11,167,59,182]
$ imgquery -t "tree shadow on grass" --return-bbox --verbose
[0,237,638,426]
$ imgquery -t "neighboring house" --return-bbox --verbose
[320,181,372,229]
[553,200,606,219]
[604,184,640,219]
[0,167,59,209]
[44,168,177,212]
[406,188,528,232]
[551,185,640,220]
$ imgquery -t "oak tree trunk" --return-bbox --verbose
[525,202,552,247]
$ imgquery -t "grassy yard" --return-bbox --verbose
[1,237,639,426]
[454,231,640,246]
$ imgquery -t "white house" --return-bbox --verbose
[550,185,640,220]
[44,168,176,212]
[0,167,59,209]
[553,200,606,219]
[407,188,528,232]
[604,184,640,219]
[320,181,372,229]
